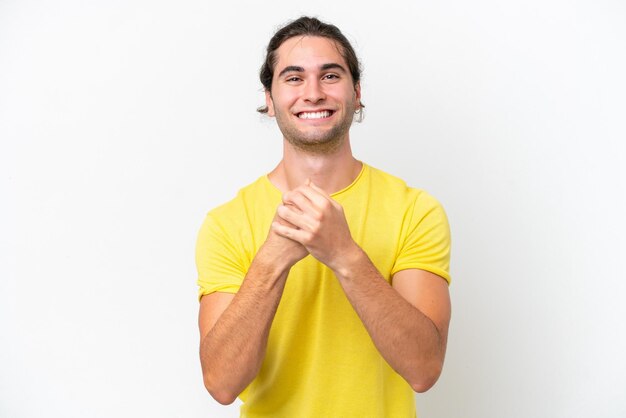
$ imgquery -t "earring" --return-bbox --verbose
[354,107,364,123]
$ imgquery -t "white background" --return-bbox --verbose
[2,0,625,417]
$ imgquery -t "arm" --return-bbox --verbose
[333,248,450,392]
[273,181,450,392]
[198,216,307,405]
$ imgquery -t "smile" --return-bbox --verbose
[297,110,334,119]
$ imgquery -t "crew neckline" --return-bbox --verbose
[263,162,368,198]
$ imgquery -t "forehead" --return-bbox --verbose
[273,36,347,74]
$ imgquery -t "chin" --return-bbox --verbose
[284,134,345,154]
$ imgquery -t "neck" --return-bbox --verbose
[268,138,362,194]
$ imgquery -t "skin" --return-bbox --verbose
[199,36,451,405]
[265,36,361,156]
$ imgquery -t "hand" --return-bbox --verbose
[272,180,359,272]
[260,206,309,271]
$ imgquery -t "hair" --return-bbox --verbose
[257,16,364,115]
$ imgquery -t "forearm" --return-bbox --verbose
[200,252,289,404]
[334,247,445,392]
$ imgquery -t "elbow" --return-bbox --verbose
[411,377,437,393]
[203,374,238,405]
[210,390,238,406]
[409,362,443,393]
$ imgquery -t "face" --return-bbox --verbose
[265,36,361,154]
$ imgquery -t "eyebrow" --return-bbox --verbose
[277,63,348,78]
[320,63,347,73]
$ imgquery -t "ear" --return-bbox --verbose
[354,82,362,110]
[265,90,275,117]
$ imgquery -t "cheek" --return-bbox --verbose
[274,93,298,112]
[332,85,357,100]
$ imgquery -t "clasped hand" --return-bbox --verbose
[271,180,357,272]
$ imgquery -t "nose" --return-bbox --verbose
[303,79,325,104]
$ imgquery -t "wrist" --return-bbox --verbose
[256,242,295,276]
[331,241,366,280]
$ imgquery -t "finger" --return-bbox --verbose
[277,204,316,231]
[274,212,299,228]
[283,190,317,216]
[271,221,310,244]
[297,183,334,210]
[309,181,343,210]
[284,201,303,215]
[308,181,329,197]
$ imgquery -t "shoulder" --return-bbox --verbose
[207,176,272,219]
[365,164,445,211]
[200,175,281,240]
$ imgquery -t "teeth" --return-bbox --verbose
[298,111,331,119]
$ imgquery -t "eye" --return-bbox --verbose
[322,74,340,81]
[286,76,302,83]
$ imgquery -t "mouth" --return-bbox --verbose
[296,110,334,120]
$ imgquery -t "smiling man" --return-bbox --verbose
[196,16,452,417]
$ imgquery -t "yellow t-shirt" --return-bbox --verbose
[196,163,451,418]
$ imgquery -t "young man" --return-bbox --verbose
[196,16,451,417]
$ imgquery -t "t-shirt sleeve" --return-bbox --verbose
[391,192,452,284]
[195,212,247,300]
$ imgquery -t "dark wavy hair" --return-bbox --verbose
[257,16,364,114]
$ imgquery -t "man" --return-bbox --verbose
[196,16,451,417]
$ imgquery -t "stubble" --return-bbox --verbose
[274,106,355,155]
